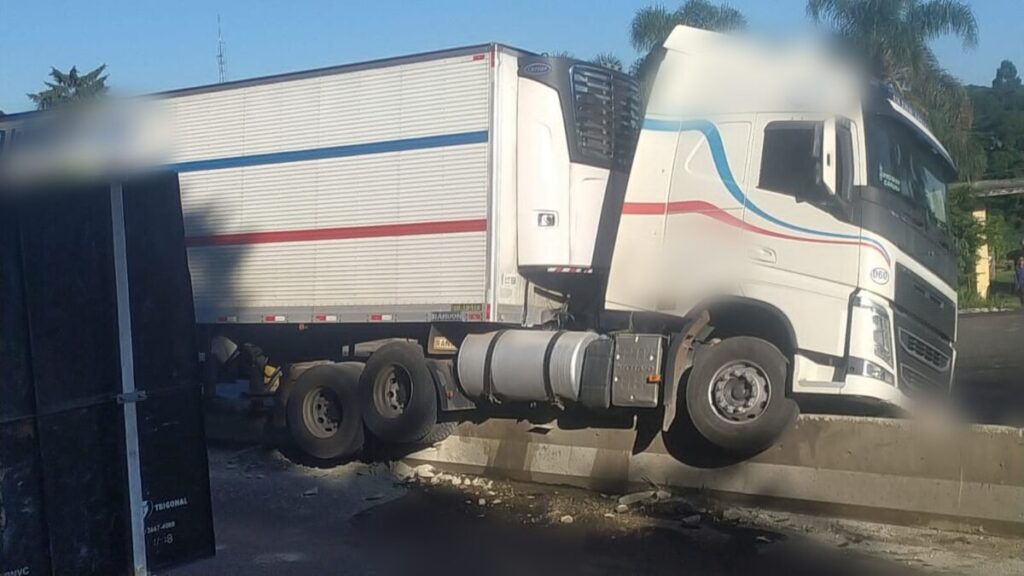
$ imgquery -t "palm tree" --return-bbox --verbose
[805,0,982,178]
[28,65,109,111]
[806,0,976,90]
[630,1,747,84]
[592,53,625,72]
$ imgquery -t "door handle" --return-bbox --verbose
[750,246,777,264]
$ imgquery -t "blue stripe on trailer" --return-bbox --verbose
[168,130,489,173]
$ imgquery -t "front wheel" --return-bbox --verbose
[685,336,799,456]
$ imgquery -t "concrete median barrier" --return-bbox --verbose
[406,415,1024,535]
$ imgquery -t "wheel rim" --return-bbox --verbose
[303,387,341,439]
[707,360,771,423]
[373,365,412,420]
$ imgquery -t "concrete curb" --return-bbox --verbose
[406,416,1024,535]
[960,308,1017,314]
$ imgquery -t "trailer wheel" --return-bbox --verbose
[360,342,438,444]
[685,336,798,456]
[286,364,365,461]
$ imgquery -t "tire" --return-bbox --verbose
[360,342,438,444]
[685,336,799,456]
[417,421,458,445]
[285,363,365,461]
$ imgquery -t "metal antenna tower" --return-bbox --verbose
[217,15,227,83]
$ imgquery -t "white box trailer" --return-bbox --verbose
[162,45,637,328]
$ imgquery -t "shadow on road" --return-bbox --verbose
[350,481,921,576]
[171,445,929,576]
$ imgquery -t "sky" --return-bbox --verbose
[0,0,1021,114]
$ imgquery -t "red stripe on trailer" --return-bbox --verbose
[185,218,488,248]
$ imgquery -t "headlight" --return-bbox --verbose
[855,295,893,366]
[848,357,895,385]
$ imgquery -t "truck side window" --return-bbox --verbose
[758,121,821,198]
[836,120,854,200]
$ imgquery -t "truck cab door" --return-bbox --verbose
[742,114,860,354]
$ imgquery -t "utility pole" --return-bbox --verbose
[217,15,227,83]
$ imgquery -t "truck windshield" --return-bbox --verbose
[866,117,951,228]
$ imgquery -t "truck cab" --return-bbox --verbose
[605,26,957,417]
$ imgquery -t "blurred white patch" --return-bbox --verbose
[0,97,173,186]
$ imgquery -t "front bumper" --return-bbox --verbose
[793,292,953,413]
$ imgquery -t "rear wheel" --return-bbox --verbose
[286,364,364,461]
[417,421,458,445]
[685,336,798,455]
[360,342,439,444]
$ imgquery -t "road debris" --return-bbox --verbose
[681,514,701,527]
[617,490,656,506]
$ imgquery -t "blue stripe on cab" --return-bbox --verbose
[168,130,489,173]
[642,117,890,260]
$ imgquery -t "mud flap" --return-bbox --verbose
[661,311,712,432]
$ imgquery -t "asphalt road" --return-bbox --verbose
[954,310,1024,426]
[165,446,1023,576]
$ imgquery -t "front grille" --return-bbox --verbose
[898,329,951,371]
[900,363,942,396]
[570,65,640,170]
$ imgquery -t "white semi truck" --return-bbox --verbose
[2,26,958,460]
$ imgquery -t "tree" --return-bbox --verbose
[28,65,109,110]
[992,60,1023,91]
[592,53,624,72]
[630,1,747,87]
[805,1,980,179]
[968,81,1024,180]
[947,184,983,289]
[806,0,977,88]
